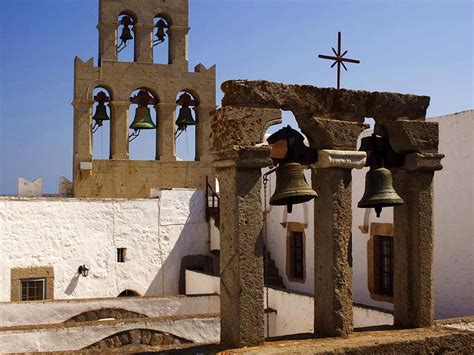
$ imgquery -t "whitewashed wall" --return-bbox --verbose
[431,111,474,318]
[0,189,209,302]
[264,168,315,294]
[0,294,219,327]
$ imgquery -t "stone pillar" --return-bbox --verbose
[157,103,176,161]
[168,26,189,69]
[110,101,130,160]
[72,99,93,180]
[392,153,443,327]
[215,147,272,348]
[311,148,366,337]
[195,104,215,162]
[135,24,153,63]
[97,22,117,62]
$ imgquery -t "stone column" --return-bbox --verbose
[110,101,130,160]
[215,147,272,348]
[97,21,117,62]
[135,24,153,63]
[157,103,176,161]
[393,153,443,327]
[72,99,93,180]
[195,104,215,162]
[311,148,366,337]
[168,26,189,69]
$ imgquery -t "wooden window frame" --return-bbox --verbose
[11,266,54,302]
[367,223,394,303]
[20,278,46,301]
[286,222,306,283]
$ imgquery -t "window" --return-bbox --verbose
[11,267,54,302]
[367,223,394,303]
[117,248,127,263]
[374,236,394,296]
[20,278,45,301]
[286,223,306,282]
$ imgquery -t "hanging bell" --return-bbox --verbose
[120,26,133,43]
[92,102,110,126]
[270,162,317,213]
[155,19,168,42]
[175,106,196,131]
[358,167,404,217]
[129,106,156,130]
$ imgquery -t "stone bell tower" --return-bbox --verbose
[72,0,216,198]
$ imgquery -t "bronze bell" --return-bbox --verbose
[120,26,133,42]
[129,106,156,130]
[175,106,196,131]
[155,19,168,42]
[270,162,318,213]
[358,167,404,217]
[92,102,110,126]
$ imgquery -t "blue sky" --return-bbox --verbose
[0,0,472,194]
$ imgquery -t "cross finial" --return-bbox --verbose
[318,32,360,89]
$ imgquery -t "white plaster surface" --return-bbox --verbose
[431,110,474,319]
[0,316,220,353]
[264,287,392,337]
[17,177,43,197]
[0,294,219,327]
[185,270,219,295]
[263,168,315,295]
[0,189,209,302]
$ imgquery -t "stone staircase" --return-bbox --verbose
[264,251,285,288]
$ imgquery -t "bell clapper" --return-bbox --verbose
[375,206,382,218]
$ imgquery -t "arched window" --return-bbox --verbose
[128,88,158,160]
[117,12,137,62]
[175,90,198,161]
[117,290,141,297]
[153,15,171,64]
[91,87,112,159]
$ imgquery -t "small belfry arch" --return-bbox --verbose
[91,86,112,159]
[153,14,171,64]
[128,87,159,160]
[175,89,199,161]
[117,11,137,62]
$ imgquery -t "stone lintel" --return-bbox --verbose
[380,120,439,153]
[313,150,366,169]
[221,80,430,122]
[72,99,94,106]
[213,146,272,169]
[404,153,444,171]
[210,106,281,151]
[301,118,366,150]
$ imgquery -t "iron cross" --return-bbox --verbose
[318,32,360,89]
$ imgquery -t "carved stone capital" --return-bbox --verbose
[210,106,281,151]
[214,146,272,169]
[404,152,444,171]
[313,150,367,169]
[378,120,439,153]
[301,118,367,150]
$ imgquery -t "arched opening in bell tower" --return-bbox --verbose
[117,12,137,62]
[128,87,158,160]
[153,14,171,64]
[175,90,199,161]
[91,86,112,160]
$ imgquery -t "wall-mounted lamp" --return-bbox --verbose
[78,265,89,277]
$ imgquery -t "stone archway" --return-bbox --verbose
[64,308,147,323]
[83,329,191,349]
